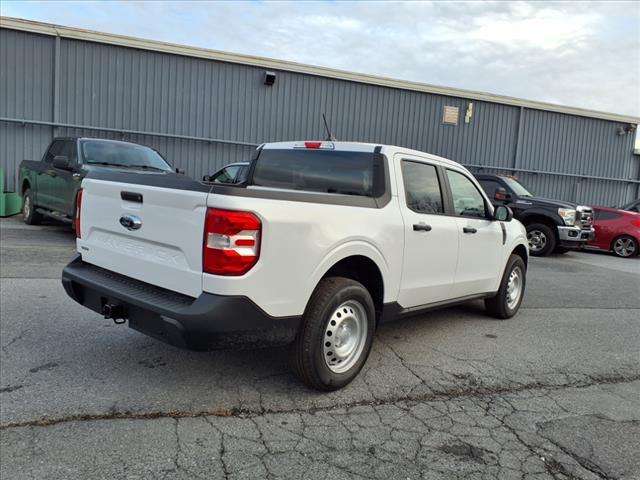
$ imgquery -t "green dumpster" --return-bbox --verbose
[0,168,22,217]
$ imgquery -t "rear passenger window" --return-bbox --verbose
[401,161,443,214]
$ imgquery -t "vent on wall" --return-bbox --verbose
[442,106,459,125]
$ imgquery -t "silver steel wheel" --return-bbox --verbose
[23,194,31,219]
[506,266,523,310]
[613,237,636,257]
[323,300,368,374]
[527,230,547,252]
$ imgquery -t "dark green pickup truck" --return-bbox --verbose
[19,137,176,226]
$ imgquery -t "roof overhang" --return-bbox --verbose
[2,16,639,125]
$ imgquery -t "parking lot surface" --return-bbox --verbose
[1,215,639,479]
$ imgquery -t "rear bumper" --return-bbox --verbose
[61,254,300,350]
[557,225,594,246]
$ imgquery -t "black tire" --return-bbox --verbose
[526,223,556,257]
[22,188,42,225]
[611,235,639,258]
[485,254,527,319]
[290,277,376,391]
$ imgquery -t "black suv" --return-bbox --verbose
[475,174,594,256]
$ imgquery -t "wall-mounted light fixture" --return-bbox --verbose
[616,124,637,136]
[264,71,276,86]
[465,102,473,124]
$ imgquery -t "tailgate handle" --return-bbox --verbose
[121,191,143,203]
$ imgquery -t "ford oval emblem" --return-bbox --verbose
[119,214,142,231]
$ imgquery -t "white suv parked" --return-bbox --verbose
[62,141,529,390]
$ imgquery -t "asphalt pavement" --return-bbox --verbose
[1,215,639,479]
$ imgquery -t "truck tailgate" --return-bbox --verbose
[77,177,209,298]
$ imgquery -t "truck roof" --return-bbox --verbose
[52,137,153,148]
[475,173,514,180]
[261,141,463,169]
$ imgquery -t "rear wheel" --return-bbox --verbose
[22,188,42,225]
[485,254,526,319]
[611,235,639,258]
[290,277,375,391]
[526,223,556,257]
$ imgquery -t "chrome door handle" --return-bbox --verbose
[72,173,82,179]
[413,223,432,232]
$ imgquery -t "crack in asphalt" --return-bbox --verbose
[2,372,637,432]
[480,394,575,480]
[1,328,27,353]
[523,307,640,310]
[543,437,613,480]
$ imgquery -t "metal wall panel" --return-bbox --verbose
[0,29,54,191]
[54,38,522,183]
[515,109,638,206]
[1,27,638,207]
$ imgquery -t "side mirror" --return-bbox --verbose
[175,168,185,175]
[202,175,211,182]
[494,187,512,202]
[52,155,71,170]
[494,205,513,222]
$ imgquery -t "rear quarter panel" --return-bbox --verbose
[592,214,640,251]
[202,192,404,318]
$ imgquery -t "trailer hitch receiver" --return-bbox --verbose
[102,303,127,324]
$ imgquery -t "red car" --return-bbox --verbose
[587,206,640,257]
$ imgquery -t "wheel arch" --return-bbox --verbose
[21,178,31,195]
[511,243,529,269]
[610,233,639,256]
[320,255,385,319]
[520,214,559,238]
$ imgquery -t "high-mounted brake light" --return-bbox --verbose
[203,208,261,276]
[75,189,83,238]
[294,141,335,150]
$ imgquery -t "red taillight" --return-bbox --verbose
[75,189,83,238]
[631,219,640,229]
[294,141,334,150]
[203,208,261,276]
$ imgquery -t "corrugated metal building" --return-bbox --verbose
[1,17,639,206]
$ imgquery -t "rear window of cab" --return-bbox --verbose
[251,149,385,198]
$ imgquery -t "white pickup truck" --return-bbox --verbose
[62,141,529,390]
